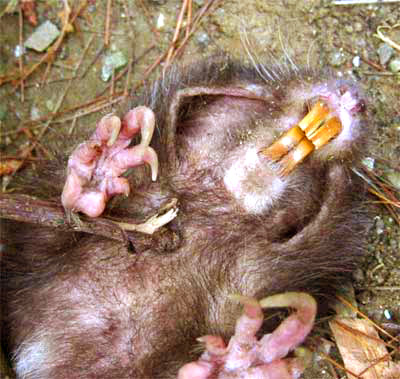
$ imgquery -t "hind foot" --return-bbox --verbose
[178,292,316,379]
[61,107,158,217]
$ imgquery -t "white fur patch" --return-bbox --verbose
[224,147,286,214]
[15,334,50,378]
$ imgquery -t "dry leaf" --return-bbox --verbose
[330,317,400,379]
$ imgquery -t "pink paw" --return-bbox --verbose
[61,106,158,217]
[178,292,316,379]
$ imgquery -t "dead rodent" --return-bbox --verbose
[0,57,370,378]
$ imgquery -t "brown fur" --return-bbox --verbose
[1,58,370,378]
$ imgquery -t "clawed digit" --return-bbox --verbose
[61,107,159,217]
[178,292,316,379]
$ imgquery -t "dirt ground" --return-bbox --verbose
[1,1,399,378]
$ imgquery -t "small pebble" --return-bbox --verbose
[358,290,371,305]
[352,56,361,67]
[375,217,385,235]
[388,58,400,73]
[390,238,398,251]
[386,170,400,190]
[329,50,346,67]
[14,44,25,58]
[30,106,41,121]
[25,20,60,52]
[45,100,55,112]
[383,309,392,320]
[377,43,394,66]
[196,32,210,46]
[59,45,69,60]
[101,51,127,82]
[362,157,375,171]
[345,25,353,34]
[354,22,363,32]
[156,13,165,29]
[352,268,364,282]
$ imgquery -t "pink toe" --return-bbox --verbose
[93,114,121,144]
[258,292,316,362]
[111,145,159,182]
[75,191,107,218]
[112,145,147,174]
[73,142,102,165]
[177,361,214,379]
[61,170,83,210]
[105,177,130,197]
[221,297,263,372]
[121,106,155,140]
[237,303,264,338]
[197,335,227,355]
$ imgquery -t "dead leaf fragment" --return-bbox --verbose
[330,317,400,379]
[0,159,22,176]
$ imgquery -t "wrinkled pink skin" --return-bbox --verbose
[178,293,316,379]
[61,109,317,378]
[61,106,158,217]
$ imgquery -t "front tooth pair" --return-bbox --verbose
[260,100,342,176]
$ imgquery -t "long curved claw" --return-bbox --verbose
[61,106,159,218]
[178,293,316,379]
[258,292,317,363]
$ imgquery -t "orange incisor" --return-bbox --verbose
[260,100,342,176]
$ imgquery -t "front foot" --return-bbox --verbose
[178,292,316,379]
[61,107,159,217]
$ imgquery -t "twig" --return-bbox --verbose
[122,0,135,31]
[96,44,155,97]
[338,43,385,71]
[186,0,192,38]
[18,4,25,102]
[353,167,400,225]
[1,0,87,87]
[332,0,400,4]
[336,295,400,343]
[55,94,126,124]
[0,193,127,243]
[171,0,220,61]
[165,0,190,69]
[137,0,161,39]
[75,34,96,74]
[79,42,105,79]
[8,26,95,180]
[110,69,115,97]
[23,0,73,82]
[0,193,179,251]
[318,351,362,379]
[124,56,133,97]
[104,0,112,46]
[360,71,398,76]
[1,81,124,141]
[374,24,400,53]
